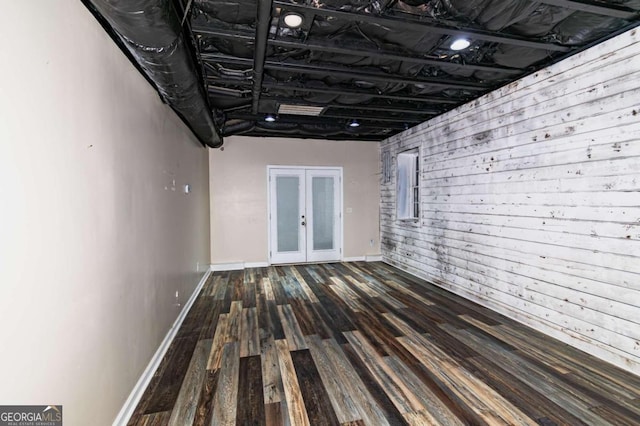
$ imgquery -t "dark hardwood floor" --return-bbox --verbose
[128,262,640,425]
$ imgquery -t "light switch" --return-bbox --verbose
[346,207,353,213]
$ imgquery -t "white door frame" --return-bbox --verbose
[305,168,342,263]
[268,168,307,264]
[267,165,343,265]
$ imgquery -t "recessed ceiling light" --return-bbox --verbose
[283,12,303,29]
[348,119,360,128]
[450,38,471,51]
[264,114,276,122]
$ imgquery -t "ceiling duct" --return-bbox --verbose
[223,120,256,136]
[85,0,223,148]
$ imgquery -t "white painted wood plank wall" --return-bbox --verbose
[380,27,640,375]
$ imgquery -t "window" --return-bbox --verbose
[382,149,392,184]
[396,149,419,221]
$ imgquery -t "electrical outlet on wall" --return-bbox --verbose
[370,239,375,247]
[175,290,181,308]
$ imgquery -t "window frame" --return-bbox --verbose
[396,148,420,222]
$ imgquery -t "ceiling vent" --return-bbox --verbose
[277,104,325,116]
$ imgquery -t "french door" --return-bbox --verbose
[268,167,342,264]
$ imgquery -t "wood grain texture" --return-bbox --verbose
[137,411,171,426]
[291,349,340,426]
[206,314,229,370]
[193,370,219,426]
[168,339,211,426]
[140,335,199,414]
[278,304,308,351]
[264,403,284,426]
[260,334,284,405]
[276,339,311,426]
[236,356,266,425]
[379,28,640,376]
[211,342,240,426]
[129,263,640,425]
[305,335,366,424]
[240,307,260,358]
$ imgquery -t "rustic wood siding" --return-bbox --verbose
[380,27,640,375]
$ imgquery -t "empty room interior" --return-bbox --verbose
[2,0,640,425]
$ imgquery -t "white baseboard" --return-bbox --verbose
[112,269,212,426]
[342,255,382,262]
[210,262,245,271]
[210,258,381,270]
[245,261,269,268]
[210,261,269,271]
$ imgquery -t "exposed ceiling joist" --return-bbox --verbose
[88,0,640,143]
[244,131,385,141]
[324,104,438,116]
[264,62,489,91]
[207,85,251,97]
[226,113,410,129]
[193,26,253,41]
[192,25,523,75]
[261,83,463,104]
[267,38,522,75]
[536,0,639,19]
[231,107,425,123]
[262,97,442,115]
[321,112,424,123]
[202,54,253,66]
[273,2,572,52]
[205,77,251,87]
[200,53,491,91]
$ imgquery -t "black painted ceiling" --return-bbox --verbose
[93,0,640,143]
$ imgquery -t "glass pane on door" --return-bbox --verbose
[276,176,300,252]
[311,177,334,250]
